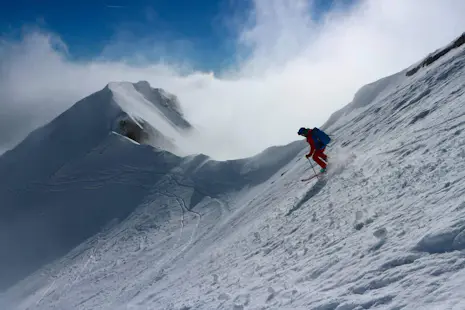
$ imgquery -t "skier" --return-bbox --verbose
[298,127,330,173]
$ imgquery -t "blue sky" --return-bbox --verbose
[1,0,355,72]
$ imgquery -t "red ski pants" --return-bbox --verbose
[313,148,327,169]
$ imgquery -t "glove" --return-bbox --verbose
[305,153,311,159]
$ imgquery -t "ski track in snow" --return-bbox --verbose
[3,42,465,310]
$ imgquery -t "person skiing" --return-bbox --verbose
[298,127,330,173]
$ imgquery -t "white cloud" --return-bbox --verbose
[1,0,465,159]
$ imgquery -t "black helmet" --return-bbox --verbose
[298,127,308,136]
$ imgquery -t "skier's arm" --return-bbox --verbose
[306,139,315,157]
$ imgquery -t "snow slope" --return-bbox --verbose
[3,33,465,309]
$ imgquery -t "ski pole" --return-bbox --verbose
[307,157,318,176]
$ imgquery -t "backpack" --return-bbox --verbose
[311,127,331,148]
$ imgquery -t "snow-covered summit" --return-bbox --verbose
[110,80,192,131]
[108,80,193,151]
[0,81,194,187]
[0,80,197,291]
[130,81,190,128]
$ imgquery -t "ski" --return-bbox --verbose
[301,172,324,182]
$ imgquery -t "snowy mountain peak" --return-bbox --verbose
[133,81,184,114]
[0,81,194,183]
[0,80,197,292]
[109,80,191,130]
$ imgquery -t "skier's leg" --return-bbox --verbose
[320,147,328,162]
[313,149,327,169]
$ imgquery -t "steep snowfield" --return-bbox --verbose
[2,35,465,309]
